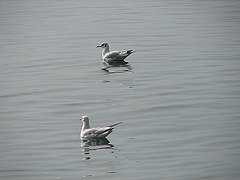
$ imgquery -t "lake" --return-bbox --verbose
[0,0,240,179]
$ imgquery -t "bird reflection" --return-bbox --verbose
[81,138,114,160]
[81,137,113,148]
[101,62,133,73]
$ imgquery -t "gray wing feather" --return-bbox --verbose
[108,122,122,127]
[104,50,134,63]
[82,127,113,138]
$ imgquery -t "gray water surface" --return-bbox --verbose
[1,0,240,179]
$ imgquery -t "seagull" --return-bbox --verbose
[80,115,122,139]
[96,42,135,66]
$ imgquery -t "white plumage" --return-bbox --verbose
[97,42,135,65]
[80,115,122,139]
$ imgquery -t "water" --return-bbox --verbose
[1,0,240,179]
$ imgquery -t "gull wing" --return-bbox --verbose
[104,51,124,61]
[82,127,113,139]
[103,50,134,64]
[108,122,122,127]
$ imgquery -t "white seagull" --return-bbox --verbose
[80,115,122,139]
[96,42,135,66]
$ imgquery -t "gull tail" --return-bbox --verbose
[127,50,136,54]
[108,122,123,127]
[102,128,114,134]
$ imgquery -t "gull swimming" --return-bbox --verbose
[80,115,122,139]
[96,42,135,66]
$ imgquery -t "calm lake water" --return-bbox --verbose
[1,0,240,179]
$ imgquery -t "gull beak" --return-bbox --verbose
[80,118,83,121]
[96,45,101,48]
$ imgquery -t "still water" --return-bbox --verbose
[1,0,240,179]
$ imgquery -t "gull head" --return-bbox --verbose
[96,42,109,49]
[80,115,89,123]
